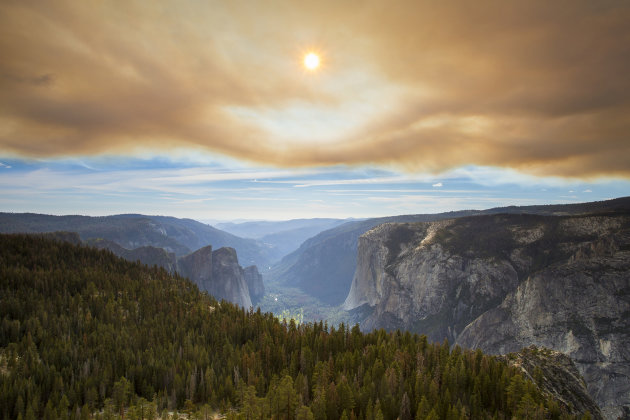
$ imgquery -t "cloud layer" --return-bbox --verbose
[1,0,629,177]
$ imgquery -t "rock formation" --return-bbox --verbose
[176,247,261,308]
[243,265,264,304]
[500,346,604,420]
[177,245,215,292]
[457,245,630,420]
[92,240,257,309]
[344,211,630,418]
[209,247,252,308]
[270,197,630,306]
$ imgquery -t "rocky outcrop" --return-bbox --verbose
[243,265,264,304]
[177,245,214,291]
[177,246,253,308]
[92,240,256,308]
[345,211,630,418]
[210,247,252,308]
[499,346,604,420]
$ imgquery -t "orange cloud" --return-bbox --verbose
[1,0,629,177]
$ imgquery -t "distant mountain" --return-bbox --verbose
[269,197,630,306]
[0,212,273,268]
[216,218,349,262]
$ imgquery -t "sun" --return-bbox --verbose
[303,52,320,71]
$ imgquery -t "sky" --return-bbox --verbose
[1,0,629,221]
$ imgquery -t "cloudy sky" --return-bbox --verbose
[1,0,629,220]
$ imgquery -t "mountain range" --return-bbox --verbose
[3,197,630,417]
[216,218,350,263]
[0,213,274,268]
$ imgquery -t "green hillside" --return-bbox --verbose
[0,234,587,419]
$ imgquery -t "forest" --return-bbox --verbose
[0,234,590,419]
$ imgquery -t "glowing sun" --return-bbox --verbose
[303,52,320,70]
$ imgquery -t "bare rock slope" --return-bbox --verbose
[344,211,630,418]
[500,346,604,420]
[243,265,265,305]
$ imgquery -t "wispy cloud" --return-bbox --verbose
[1,157,628,220]
[148,168,313,185]
[290,176,431,188]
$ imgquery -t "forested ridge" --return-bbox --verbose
[0,234,588,419]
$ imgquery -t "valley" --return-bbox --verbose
[3,2,628,418]
[1,197,630,418]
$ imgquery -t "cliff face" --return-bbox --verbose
[243,265,264,304]
[94,241,257,309]
[344,219,520,338]
[177,245,214,292]
[177,246,253,308]
[210,247,252,308]
[457,244,630,420]
[269,198,630,306]
[345,211,630,418]
[270,212,482,305]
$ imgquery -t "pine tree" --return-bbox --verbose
[24,406,36,420]
[399,392,411,420]
[416,395,430,419]
[374,400,384,420]
[296,405,315,420]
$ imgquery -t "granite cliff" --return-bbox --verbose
[135,245,258,309]
[208,247,253,308]
[500,346,604,420]
[243,265,265,304]
[344,210,630,418]
[270,211,480,305]
[178,245,215,293]
[269,197,630,306]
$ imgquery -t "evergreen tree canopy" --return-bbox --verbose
[0,234,587,419]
